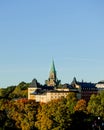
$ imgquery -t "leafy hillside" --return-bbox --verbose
[0,82,30,99]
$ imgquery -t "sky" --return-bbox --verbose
[0,0,104,87]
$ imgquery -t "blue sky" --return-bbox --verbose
[0,0,104,87]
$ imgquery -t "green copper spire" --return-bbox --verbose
[49,60,57,80]
[50,60,56,73]
[45,60,61,86]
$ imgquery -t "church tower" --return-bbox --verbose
[45,60,60,87]
[49,60,56,81]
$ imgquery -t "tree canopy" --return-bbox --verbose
[0,81,104,130]
[87,90,104,119]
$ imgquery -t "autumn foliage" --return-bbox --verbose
[0,83,104,130]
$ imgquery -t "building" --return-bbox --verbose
[96,80,104,91]
[28,78,54,100]
[28,79,42,100]
[71,77,98,102]
[28,83,81,103]
[28,61,81,103]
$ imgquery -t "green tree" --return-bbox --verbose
[87,90,104,119]
[0,89,6,98]
[9,82,29,99]
[0,86,15,99]
[66,92,77,113]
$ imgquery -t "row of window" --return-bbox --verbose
[82,88,97,90]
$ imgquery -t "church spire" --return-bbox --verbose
[45,59,60,87]
[49,59,57,80]
[50,60,56,76]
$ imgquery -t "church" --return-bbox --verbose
[45,60,60,87]
[28,60,81,103]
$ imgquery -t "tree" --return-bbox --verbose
[70,111,88,130]
[0,89,6,98]
[8,82,29,99]
[4,99,39,130]
[87,91,104,119]
[0,110,7,129]
[66,92,77,113]
[69,99,89,130]
[35,98,72,130]
[35,102,53,130]
[74,99,87,112]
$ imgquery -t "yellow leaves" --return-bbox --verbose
[74,99,87,112]
[35,97,72,130]
[3,99,39,129]
[35,111,53,130]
